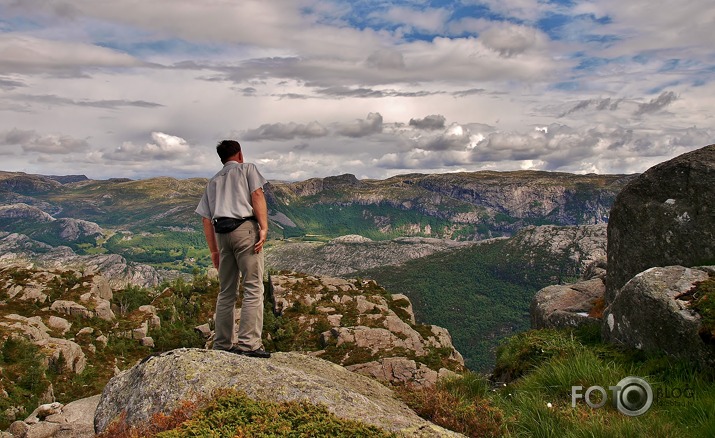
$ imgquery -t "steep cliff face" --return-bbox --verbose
[269,170,632,240]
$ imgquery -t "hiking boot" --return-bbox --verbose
[239,348,271,358]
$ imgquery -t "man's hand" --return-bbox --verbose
[202,217,220,267]
[251,187,269,253]
[254,228,268,253]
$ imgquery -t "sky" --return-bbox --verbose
[0,0,713,181]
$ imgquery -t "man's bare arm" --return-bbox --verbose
[251,188,268,253]
[202,217,219,268]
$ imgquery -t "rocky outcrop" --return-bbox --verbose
[506,225,607,274]
[345,357,459,389]
[603,266,715,366]
[414,171,622,226]
[0,233,162,288]
[0,315,86,374]
[4,395,99,438]
[0,203,54,223]
[0,173,61,194]
[606,144,715,303]
[55,218,104,242]
[0,204,104,243]
[93,349,463,437]
[531,277,604,329]
[268,273,465,387]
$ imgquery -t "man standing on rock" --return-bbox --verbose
[196,140,271,358]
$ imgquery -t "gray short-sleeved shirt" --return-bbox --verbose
[195,161,267,220]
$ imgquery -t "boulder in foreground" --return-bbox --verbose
[94,349,464,437]
[606,144,715,303]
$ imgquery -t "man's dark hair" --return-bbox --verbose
[216,140,242,164]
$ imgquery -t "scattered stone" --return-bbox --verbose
[46,316,71,335]
[95,335,108,348]
[76,327,94,336]
[194,323,211,339]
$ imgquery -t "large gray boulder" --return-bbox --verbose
[603,266,714,366]
[94,349,463,437]
[606,144,715,303]
[531,277,604,329]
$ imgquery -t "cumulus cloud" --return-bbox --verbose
[1,128,36,145]
[0,0,712,181]
[24,135,89,154]
[409,115,446,130]
[0,128,89,154]
[243,121,329,141]
[479,23,547,57]
[336,113,383,138]
[103,132,192,161]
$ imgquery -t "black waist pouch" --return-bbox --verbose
[212,217,253,234]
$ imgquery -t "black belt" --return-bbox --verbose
[212,216,255,233]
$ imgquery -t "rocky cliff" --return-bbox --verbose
[270,170,632,240]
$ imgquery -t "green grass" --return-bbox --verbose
[399,328,715,437]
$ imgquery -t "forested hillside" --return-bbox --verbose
[359,225,605,370]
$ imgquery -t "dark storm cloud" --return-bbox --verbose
[634,91,678,115]
[243,121,329,141]
[409,114,446,130]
